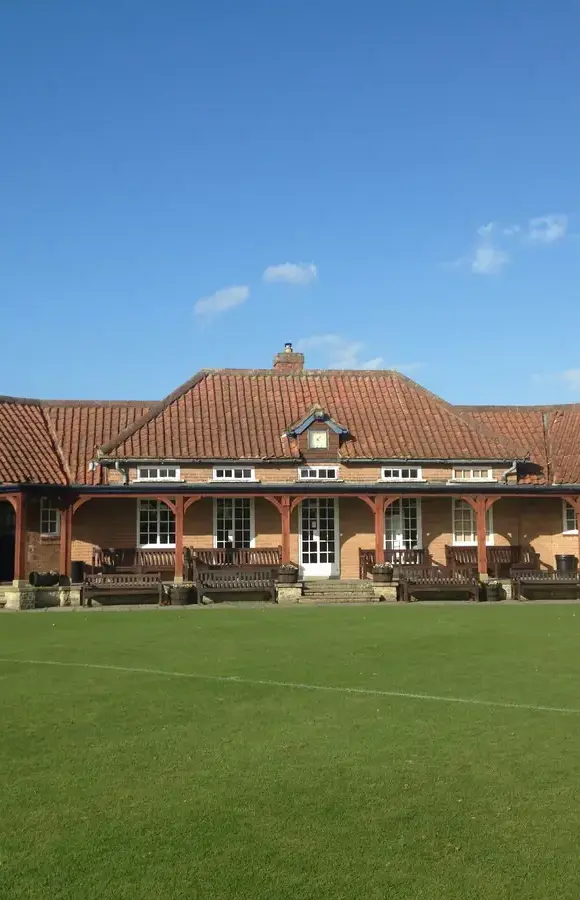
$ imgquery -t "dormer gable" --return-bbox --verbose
[285,405,348,438]
[285,406,348,460]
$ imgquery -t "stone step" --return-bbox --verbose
[302,590,374,596]
[299,596,376,604]
[302,580,371,591]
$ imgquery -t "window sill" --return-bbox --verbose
[562,530,579,536]
[137,545,176,550]
[132,479,184,484]
[448,479,496,484]
[211,479,260,484]
[451,542,495,547]
[381,478,426,483]
[40,534,60,542]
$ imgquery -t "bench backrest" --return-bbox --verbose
[401,564,478,585]
[196,567,276,589]
[187,547,282,569]
[85,573,161,589]
[358,548,429,579]
[92,547,175,572]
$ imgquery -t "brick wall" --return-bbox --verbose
[108,462,510,486]
[72,499,138,565]
[339,497,375,579]
[25,496,60,575]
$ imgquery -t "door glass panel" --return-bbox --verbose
[385,499,419,549]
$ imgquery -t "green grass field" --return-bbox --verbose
[1,605,580,900]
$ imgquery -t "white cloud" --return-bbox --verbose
[449,212,569,276]
[449,222,509,276]
[263,262,318,286]
[361,356,384,370]
[194,285,249,318]
[526,214,568,244]
[296,334,420,373]
[471,244,510,275]
[531,368,580,393]
[561,369,580,391]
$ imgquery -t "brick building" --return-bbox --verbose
[1,343,580,590]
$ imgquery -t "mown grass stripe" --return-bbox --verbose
[1,656,578,715]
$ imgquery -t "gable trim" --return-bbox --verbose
[286,406,347,437]
[97,371,210,457]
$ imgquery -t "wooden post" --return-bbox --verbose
[564,496,580,564]
[13,493,26,582]
[174,495,185,581]
[280,496,291,564]
[374,497,385,564]
[474,495,488,578]
[59,502,73,579]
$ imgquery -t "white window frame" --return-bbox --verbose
[40,497,60,537]
[136,499,176,549]
[562,501,578,535]
[450,467,495,483]
[381,466,424,482]
[213,498,255,549]
[308,429,329,450]
[212,466,256,482]
[384,498,422,549]
[452,498,494,546]
[134,466,181,482]
[298,466,339,481]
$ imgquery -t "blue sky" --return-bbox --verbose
[1,1,579,405]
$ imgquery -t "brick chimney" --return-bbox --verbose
[272,342,305,374]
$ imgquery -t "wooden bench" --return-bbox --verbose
[92,548,175,576]
[359,548,430,579]
[185,547,282,580]
[193,567,277,603]
[84,573,163,605]
[398,565,481,603]
[445,546,540,578]
[511,570,580,602]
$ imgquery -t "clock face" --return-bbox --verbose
[309,429,328,449]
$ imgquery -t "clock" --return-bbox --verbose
[308,429,329,449]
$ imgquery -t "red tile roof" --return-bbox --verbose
[98,370,522,462]
[44,402,151,485]
[547,406,580,484]
[3,371,580,486]
[0,398,68,485]
[459,405,580,484]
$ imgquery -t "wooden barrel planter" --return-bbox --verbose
[277,570,298,584]
[485,581,503,602]
[372,566,394,584]
[170,585,194,606]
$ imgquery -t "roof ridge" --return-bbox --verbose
[206,368,404,377]
[40,408,73,484]
[0,395,43,406]
[41,399,153,408]
[97,371,209,457]
[457,403,580,412]
[0,395,153,407]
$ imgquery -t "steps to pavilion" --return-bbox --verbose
[300,579,376,603]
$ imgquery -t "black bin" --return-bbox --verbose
[555,554,578,574]
[71,560,85,583]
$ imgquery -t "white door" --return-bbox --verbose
[300,498,339,577]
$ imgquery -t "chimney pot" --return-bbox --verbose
[273,342,304,374]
